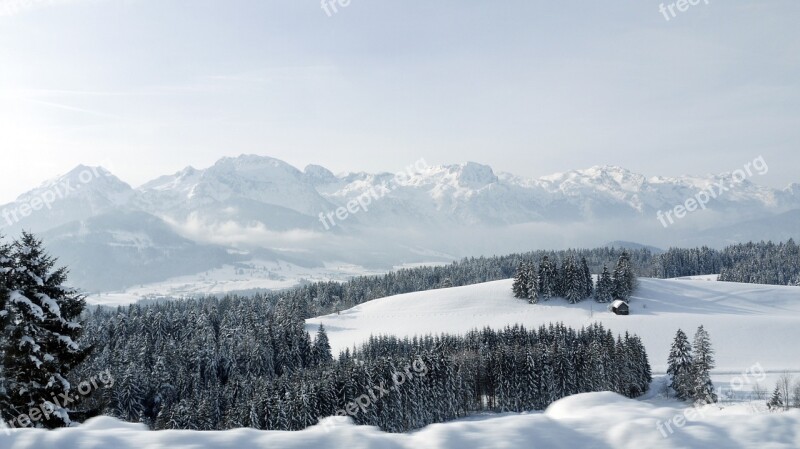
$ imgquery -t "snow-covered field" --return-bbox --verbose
[307,277,800,374]
[4,391,798,449]
[4,276,799,448]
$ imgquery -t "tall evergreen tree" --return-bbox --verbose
[691,325,717,403]
[612,251,636,300]
[580,257,593,299]
[0,238,13,411]
[312,324,333,366]
[511,263,530,299]
[667,329,694,400]
[0,232,89,428]
[524,263,539,304]
[594,265,613,303]
[768,385,784,410]
[538,257,556,300]
[562,257,583,304]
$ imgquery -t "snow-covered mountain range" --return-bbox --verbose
[2,155,798,292]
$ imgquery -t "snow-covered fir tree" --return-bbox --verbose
[511,262,542,303]
[768,385,784,410]
[667,329,694,400]
[0,232,88,428]
[594,265,614,303]
[580,257,593,299]
[524,263,539,304]
[538,256,557,300]
[561,257,583,304]
[612,251,636,300]
[691,325,717,403]
[0,239,13,408]
[511,263,530,299]
[312,324,333,366]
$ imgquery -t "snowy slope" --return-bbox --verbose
[307,277,800,373]
[3,392,798,449]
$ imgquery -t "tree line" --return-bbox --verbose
[0,233,652,431]
[246,247,657,319]
[655,240,800,286]
[75,303,652,432]
[3,232,798,432]
[511,252,636,304]
[246,239,800,322]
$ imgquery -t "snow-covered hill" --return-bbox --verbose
[3,392,798,449]
[3,154,800,292]
[307,277,800,374]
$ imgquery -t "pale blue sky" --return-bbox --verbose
[1,0,798,202]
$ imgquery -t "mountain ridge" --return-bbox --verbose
[2,154,798,292]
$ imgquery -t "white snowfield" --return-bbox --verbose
[308,277,800,373]
[3,392,799,449]
[4,277,800,448]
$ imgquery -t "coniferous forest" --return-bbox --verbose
[2,232,798,433]
[204,240,799,322]
[511,252,636,303]
[73,299,652,432]
[654,240,800,285]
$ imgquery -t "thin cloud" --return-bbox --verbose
[24,97,121,119]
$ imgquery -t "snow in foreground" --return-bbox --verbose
[3,392,798,448]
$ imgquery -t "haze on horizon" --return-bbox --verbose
[1,0,798,203]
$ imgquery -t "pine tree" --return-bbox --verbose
[538,257,556,300]
[562,257,583,304]
[0,238,13,412]
[580,257,593,299]
[512,263,530,299]
[524,263,539,304]
[612,251,636,300]
[667,329,694,400]
[0,232,89,428]
[691,325,717,403]
[594,265,613,303]
[555,259,567,298]
[114,364,145,421]
[312,324,333,366]
[768,385,784,410]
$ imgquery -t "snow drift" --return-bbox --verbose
[2,392,798,448]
